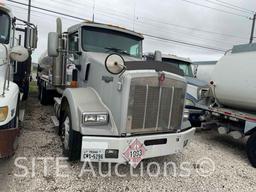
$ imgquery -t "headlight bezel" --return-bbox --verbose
[0,106,9,122]
[183,108,190,121]
[82,112,109,126]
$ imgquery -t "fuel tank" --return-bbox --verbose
[212,43,256,111]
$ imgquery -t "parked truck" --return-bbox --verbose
[145,53,208,127]
[0,3,37,158]
[37,18,195,166]
[197,43,256,167]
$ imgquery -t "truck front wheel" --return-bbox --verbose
[60,105,82,161]
[246,131,256,168]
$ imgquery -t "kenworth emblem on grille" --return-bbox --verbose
[158,72,165,86]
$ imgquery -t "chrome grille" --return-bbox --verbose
[127,77,186,134]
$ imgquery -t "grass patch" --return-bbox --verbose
[29,81,38,94]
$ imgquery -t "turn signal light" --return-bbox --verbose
[0,106,8,122]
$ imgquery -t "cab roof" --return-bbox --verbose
[67,21,144,40]
[0,3,13,17]
[162,54,191,63]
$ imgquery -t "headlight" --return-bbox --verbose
[183,109,190,121]
[0,106,8,122]
[82,113,109,125]
[185,99,195,107]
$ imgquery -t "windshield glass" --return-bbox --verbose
[0,10,10,44]
[162,58,193,77]
[82,26,143,58]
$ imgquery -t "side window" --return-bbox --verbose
[69,32,79,59]
[129,44,139,57]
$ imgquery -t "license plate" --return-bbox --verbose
[82,149,104,161]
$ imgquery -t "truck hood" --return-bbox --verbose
[185,76,208,88]
[86,52,141,65]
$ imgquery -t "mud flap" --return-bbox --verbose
[0,128,20,158]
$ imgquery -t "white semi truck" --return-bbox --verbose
[37,18,195,166]
[197,43,256,167]
[0,3,37,158]
[145,53,208,127]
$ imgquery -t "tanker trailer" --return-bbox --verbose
[197,43,256,167]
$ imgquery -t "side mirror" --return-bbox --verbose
[105,53,126,75]
[25,27,38,49]
[10,46,29,62]
[48,32,59,57]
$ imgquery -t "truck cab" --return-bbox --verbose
[39,19,195,166]
[145,53,208,127]
[0,4,37,158]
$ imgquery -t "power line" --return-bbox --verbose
[215,0,255,14]
[7,0,227,52]
[180,0,250,19]
[7,0,88,21]
[144,34,225,52]
[137,17,247,40]
[202,0,254,14]
[30,0,249,40]
[7,3,80,22]
[36,0,249,39]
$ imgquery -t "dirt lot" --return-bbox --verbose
[0,91,256,192]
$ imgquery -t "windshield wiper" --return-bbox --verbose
[104,47,131,56]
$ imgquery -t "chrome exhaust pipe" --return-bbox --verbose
[52,18,63,86]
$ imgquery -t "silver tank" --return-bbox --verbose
[212,43,256,111]
[38,51,54,75]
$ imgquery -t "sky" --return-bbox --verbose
[3,0,256,62]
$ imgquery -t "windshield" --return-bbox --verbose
[82,26,143,58]
[162,58,193,77]
[0,10,10,44]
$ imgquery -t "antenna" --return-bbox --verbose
[92,0,95,22]
[249,12,256,43]
[133,0,136,31]
[27,0,31,23]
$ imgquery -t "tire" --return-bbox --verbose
[60,105,82,161]
[38,82,41,100]
[22,79,29,101]
[39,85,52,105]
[39,85,47,105]
[246,131,256,168]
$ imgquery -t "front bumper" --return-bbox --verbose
[0,127,20,158]
[80,128,195,163]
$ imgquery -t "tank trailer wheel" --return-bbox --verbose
[60,105,82,161]
[246,131,256,168]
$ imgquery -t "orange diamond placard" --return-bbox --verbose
[122,139,146,168]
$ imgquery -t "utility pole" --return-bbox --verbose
[27,0,31,23]
[249,12,256,44]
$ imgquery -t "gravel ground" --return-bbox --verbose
[0,92,256,192]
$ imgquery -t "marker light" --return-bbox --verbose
[0,106,8,122]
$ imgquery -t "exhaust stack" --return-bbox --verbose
[52,18,63,86]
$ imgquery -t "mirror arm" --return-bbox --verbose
[14,17,37,29]
[119,65,127,78]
